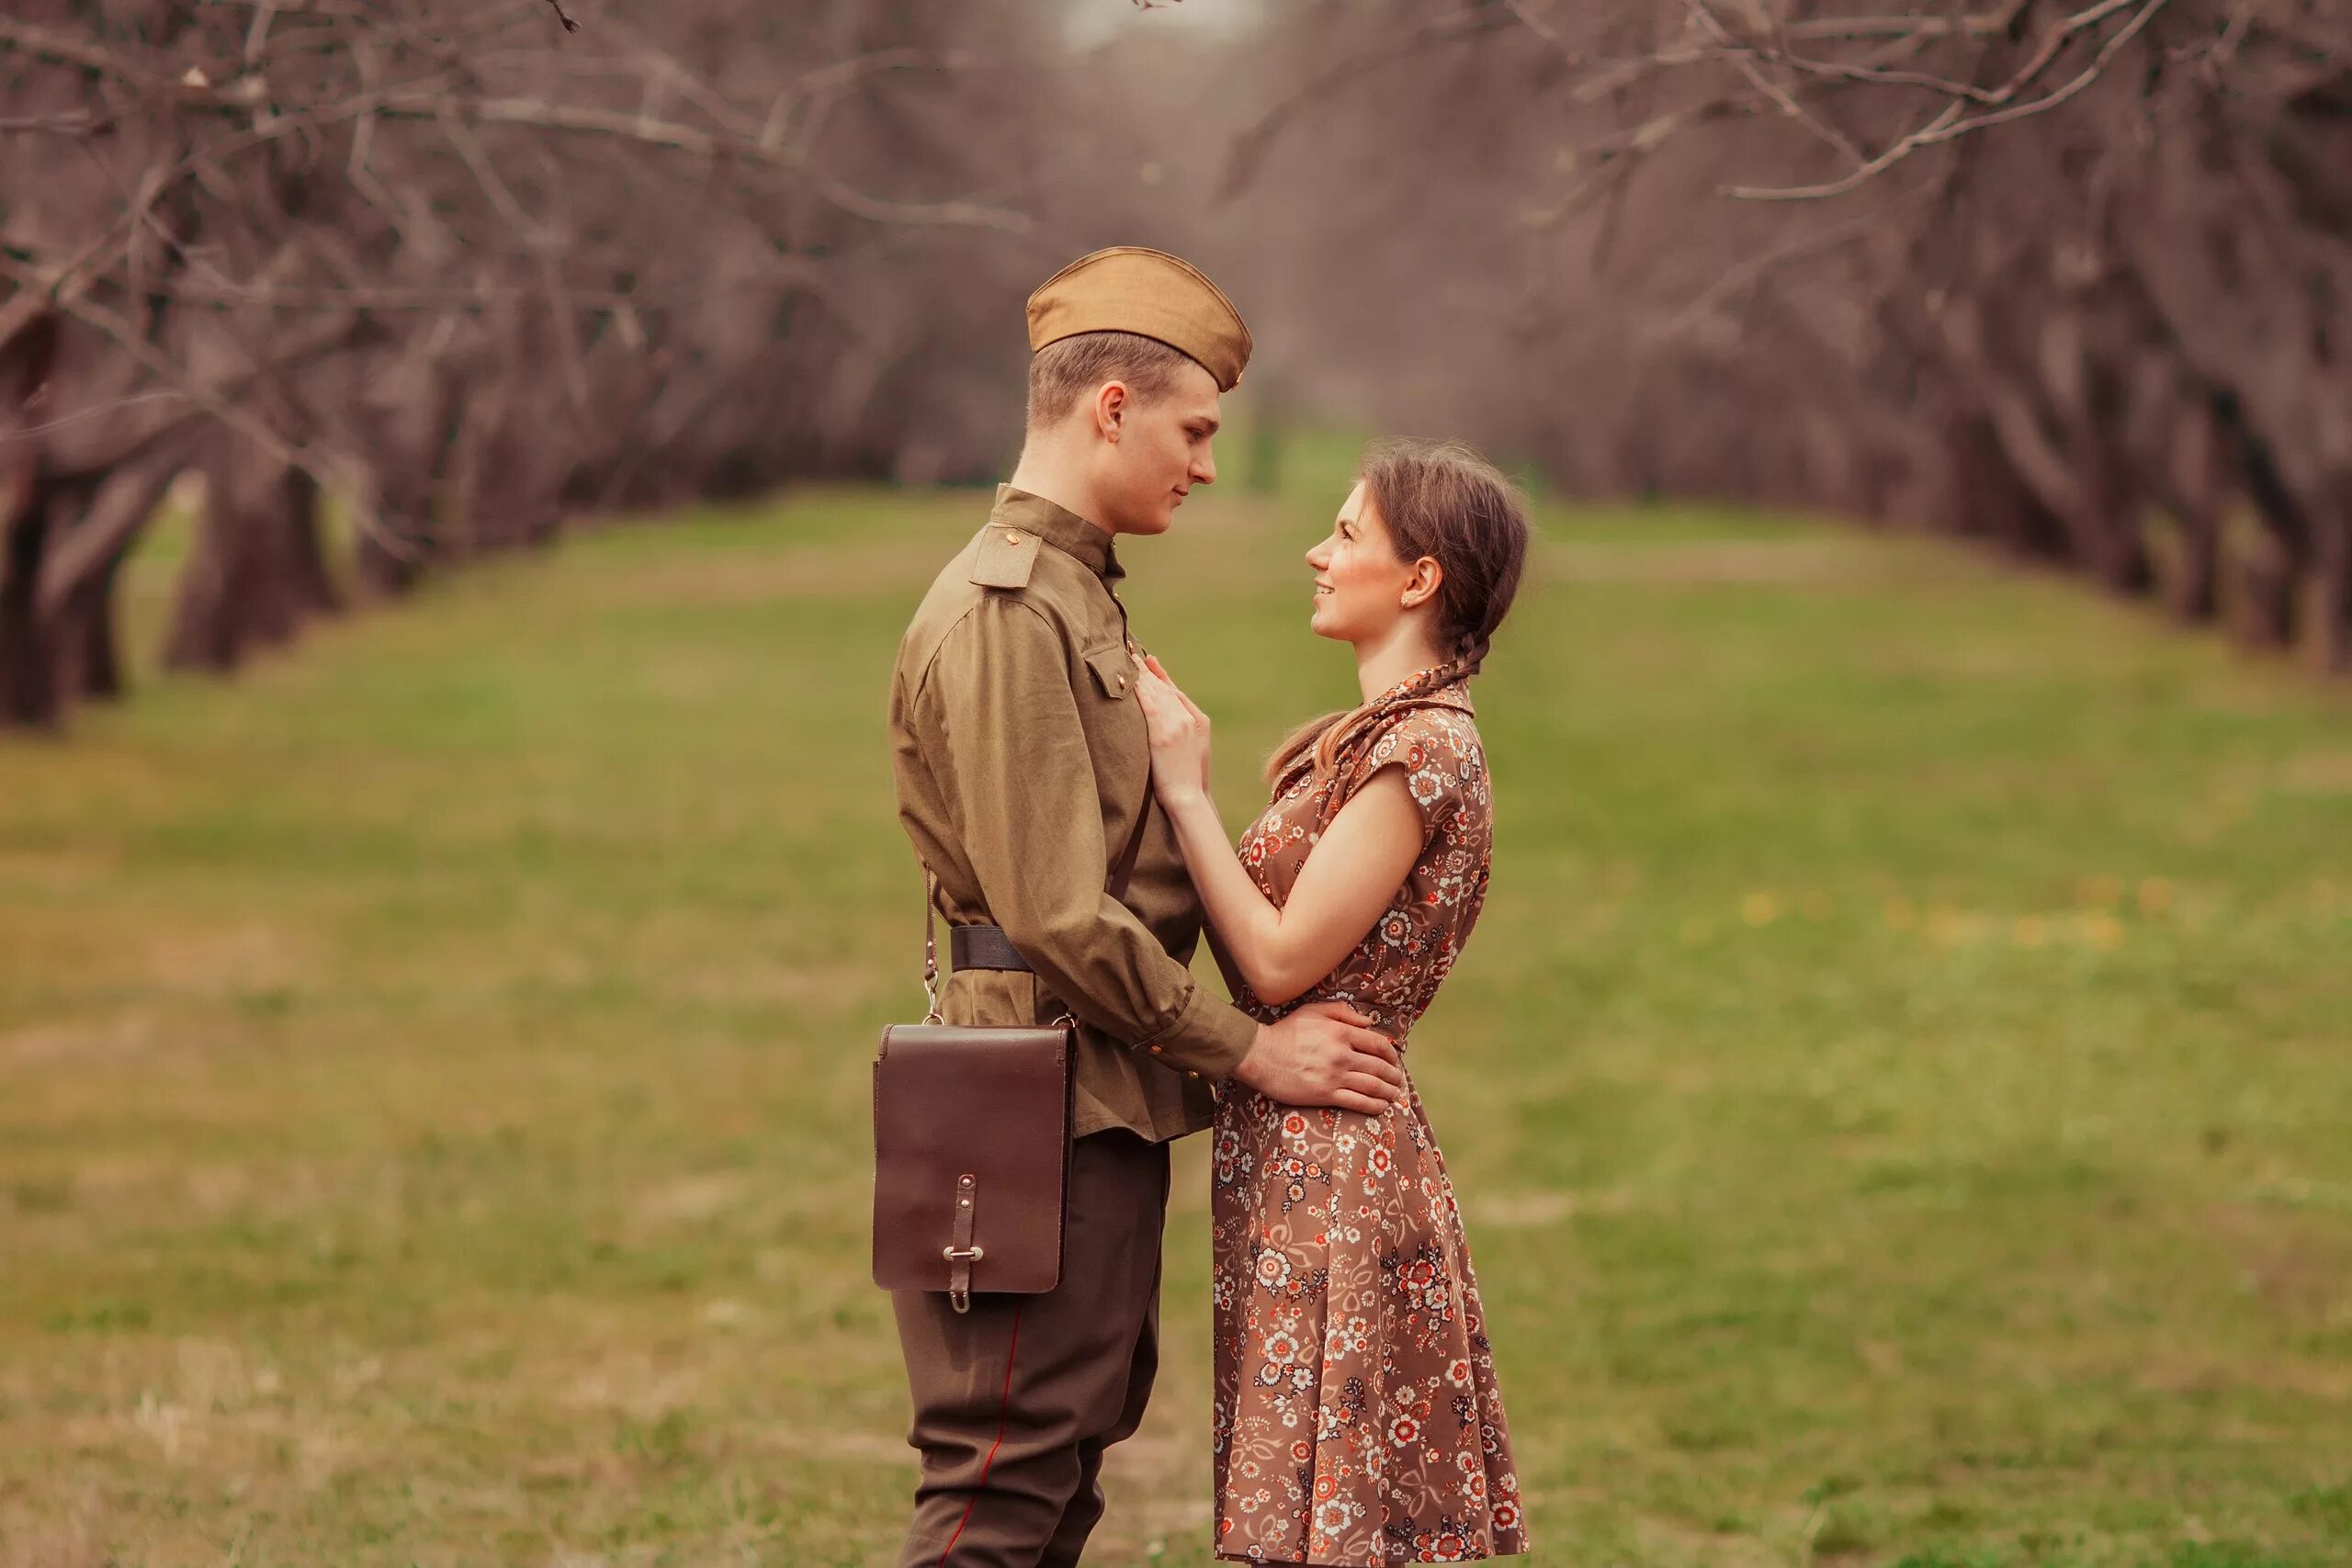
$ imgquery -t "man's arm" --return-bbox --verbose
[918,594,1256,1080]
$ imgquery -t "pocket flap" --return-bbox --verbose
[1084,642,1135,701]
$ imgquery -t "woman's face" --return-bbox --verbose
[1306,479,1422,643]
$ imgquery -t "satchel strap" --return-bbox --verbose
[943,1170,982,1313]
[920,763,1155,1024]
[1107,774,1152,902]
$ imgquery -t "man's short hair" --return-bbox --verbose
[1025,331,1193,429]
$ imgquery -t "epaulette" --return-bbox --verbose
[968,525,1042,590]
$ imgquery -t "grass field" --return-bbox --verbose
[3,447,2349,1567]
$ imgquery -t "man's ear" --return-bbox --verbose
[1091,379,1129,443]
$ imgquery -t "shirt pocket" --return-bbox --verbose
[1082,640,1136,702]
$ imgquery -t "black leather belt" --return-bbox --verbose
[950,923,1033,973]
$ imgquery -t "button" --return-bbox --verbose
[1114,675,1127,692]
[1003,530,1021,544]
[1148,1044,1162,1055]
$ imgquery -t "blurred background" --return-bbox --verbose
[3,2,2348,1564]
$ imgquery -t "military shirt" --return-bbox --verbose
[887,483,1261,1144]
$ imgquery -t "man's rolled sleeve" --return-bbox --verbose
[918,594,1258,1082]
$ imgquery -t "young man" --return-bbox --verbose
[884,246,1409,1565]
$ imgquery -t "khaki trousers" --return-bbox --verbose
[891,1127,1172,1567]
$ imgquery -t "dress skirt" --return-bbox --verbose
[1208,1069,1529,1565]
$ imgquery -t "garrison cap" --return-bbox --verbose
[1024,245,1253,392]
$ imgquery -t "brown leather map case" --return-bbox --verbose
[870,1021,1074,1308]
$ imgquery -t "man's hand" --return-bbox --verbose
[1232,1001,1408,1117]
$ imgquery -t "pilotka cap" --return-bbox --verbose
[1024,245,1253,392]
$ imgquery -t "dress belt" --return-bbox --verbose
[950,923,1033,973]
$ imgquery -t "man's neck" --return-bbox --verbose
[1005,447,1115,539]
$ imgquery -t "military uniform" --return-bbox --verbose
[883,483,1258,1565]
[880,243,1256,1567]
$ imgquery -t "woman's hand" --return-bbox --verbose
[1133,651,1212,806]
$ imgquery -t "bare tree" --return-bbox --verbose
[1212,0,2352,668]
[1,0,1058,729]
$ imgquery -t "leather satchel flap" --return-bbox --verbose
[872,1023,1072,1295]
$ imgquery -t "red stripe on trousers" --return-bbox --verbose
[935,1298,1023,1566]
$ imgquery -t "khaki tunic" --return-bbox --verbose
[887,483,1260,1144]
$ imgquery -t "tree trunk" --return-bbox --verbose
[2221,402,2310,652]
[0,468,62,729]
[1950,417,2070,561]
[52,550,126,704]
[2161,505,2221,623]
[353,522,425,598]
[2150,395,2224,624]
[2301,507,2352,674]
[164,435,338,673]
[2080,447,2153,597]
[30,428,204,705]
[275,465,340,617]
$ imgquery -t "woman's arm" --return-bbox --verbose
[1137,657,1425,1006]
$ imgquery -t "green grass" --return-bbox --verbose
[3,468,2348,1567]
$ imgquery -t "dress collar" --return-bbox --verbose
[988,483,1124,586]
[1275,664,1477,796]
[1370,662,1476,716]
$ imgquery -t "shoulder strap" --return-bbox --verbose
[1106,780,1152,902]
[968,525,1042,590]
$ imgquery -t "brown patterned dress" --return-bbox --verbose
[1209,664,1530,1565]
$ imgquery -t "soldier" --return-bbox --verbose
[884,246,1410,1566]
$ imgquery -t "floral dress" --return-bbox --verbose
[1209,664,1529,1565]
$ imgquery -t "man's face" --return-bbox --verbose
[1094,359,1222,536]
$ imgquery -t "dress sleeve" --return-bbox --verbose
[1338,707,1480,846]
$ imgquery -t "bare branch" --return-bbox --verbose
[1724,0,2175,199]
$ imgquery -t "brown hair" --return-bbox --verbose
[1026,330,1193,428]
[1263,437,1531,787]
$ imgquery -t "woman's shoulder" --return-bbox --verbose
[1281,693,1486,803]
[1345,702,1487,829]
[1382,700,1483,765]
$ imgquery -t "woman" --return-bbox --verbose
[1132,437,1532,1565]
